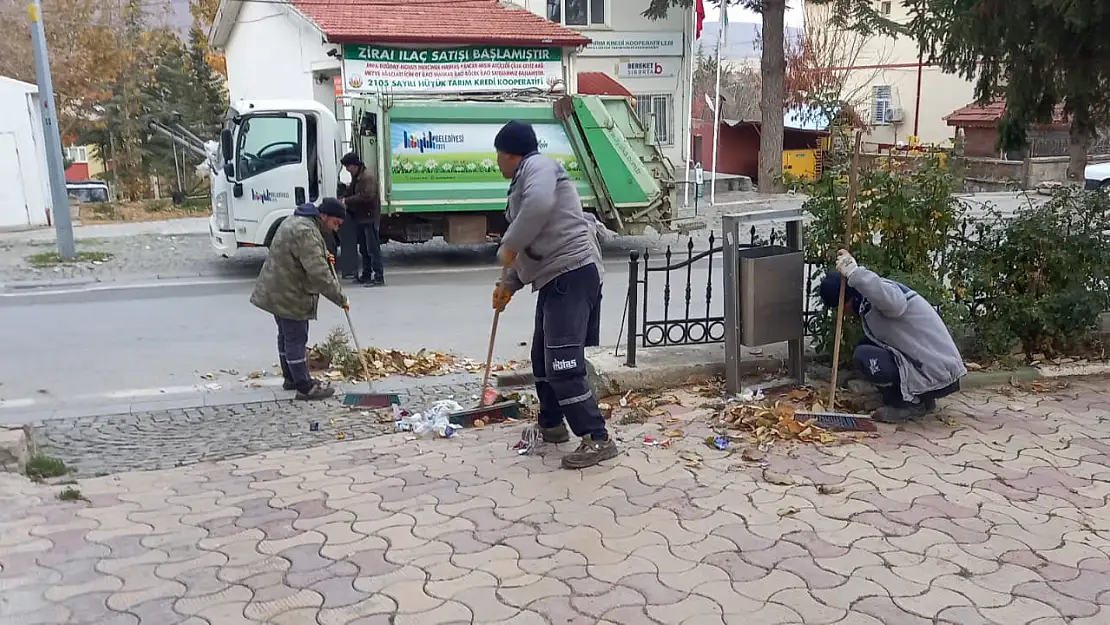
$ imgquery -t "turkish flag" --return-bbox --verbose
[695,0,706,39]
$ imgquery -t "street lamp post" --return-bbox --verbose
[27,0,76,260]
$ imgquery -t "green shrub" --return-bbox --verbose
[950,188,1110,360]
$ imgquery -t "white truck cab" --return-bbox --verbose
[209,99,344,256]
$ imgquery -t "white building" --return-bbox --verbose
[0,77,51,229]
[803,2,976,146]
[209,0,696,167]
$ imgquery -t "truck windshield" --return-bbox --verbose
[235,115,303,179]
[67,186,109,203]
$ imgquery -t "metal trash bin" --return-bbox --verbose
[736,245,805,346]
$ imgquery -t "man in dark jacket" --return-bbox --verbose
[250,199,350,400]
[340,152,384,286]
[820,249,966,423]
[491,120,617,470]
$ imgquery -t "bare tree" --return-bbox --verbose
[785,3,890,129]
[694,43,762,121]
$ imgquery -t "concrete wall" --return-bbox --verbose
[222,2,340,106]
[0,78,49,228]
[804,3,975,146]
[961,155,1110,192]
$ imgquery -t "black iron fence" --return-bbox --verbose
[622,227,827,367]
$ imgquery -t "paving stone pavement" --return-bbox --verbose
[4,379,1110,624]
[32,380,481,476]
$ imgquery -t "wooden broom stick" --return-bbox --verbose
[828,132,864,411]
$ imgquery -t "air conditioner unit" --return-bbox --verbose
[885,107,905,124]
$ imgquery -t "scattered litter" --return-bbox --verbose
[200,373,217,380]
[310,421,320,432]
[204,383,221,391]
[678,451,703,468]
[392,399,462,438]
[337,432,346,440]
[643,437,661,446]
[514,426,541,455]
[777,506,799,517]
[817,484,845,495]
[662,429,685,438]
[705,436,729,451]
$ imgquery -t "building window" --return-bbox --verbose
[547,0,605,27]
[64,146,88,163]
[635,94,673,145]
[871,85,893,125]
[879,0,892,14]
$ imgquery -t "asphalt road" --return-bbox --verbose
[0,257,731,408]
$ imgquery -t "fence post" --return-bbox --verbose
[625,251,639,367]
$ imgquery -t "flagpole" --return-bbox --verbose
[683,5,696,208]
[709,19,723,206]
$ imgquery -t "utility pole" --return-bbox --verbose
[27,0,76,260]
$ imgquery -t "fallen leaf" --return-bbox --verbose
[762,470,795,486]
[777,506,799,517]
[662,429,685,438]
[817,484,845,495]
[740,447,765,462]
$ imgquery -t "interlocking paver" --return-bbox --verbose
[5,383,1110,623]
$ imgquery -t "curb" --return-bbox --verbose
[2,277,99,292]
[495,354,1110,395]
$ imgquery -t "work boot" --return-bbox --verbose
[561,436,619,470]
[282,380,297,391]
[365,276,385,287]
[295,381,335,401]
[540,423,570,444]
[357,273,373,284]
[872,403,931,424]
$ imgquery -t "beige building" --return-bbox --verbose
[803,2,975,146]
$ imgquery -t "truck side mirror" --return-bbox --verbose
[220,128,233,162]
[223,162,234,178]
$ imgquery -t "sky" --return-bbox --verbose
[715,1,807,28]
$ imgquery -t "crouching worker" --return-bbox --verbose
[820,249,966,423]
[491,120,618,470]
[251,198,350,400]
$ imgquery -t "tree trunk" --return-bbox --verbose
[759,0,786,193]
[1066,113,1091,185]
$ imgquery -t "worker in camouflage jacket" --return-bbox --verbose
[250,198,350,400]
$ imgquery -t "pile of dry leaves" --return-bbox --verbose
[308,328,522,381]
[716,386,873,447]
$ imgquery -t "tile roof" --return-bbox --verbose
[945,101,1068,128]
[291,0,590,47]
[576,72,632,97]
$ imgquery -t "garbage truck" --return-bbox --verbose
[205,93,681,255]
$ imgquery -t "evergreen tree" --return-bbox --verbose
[905,0,1110,182]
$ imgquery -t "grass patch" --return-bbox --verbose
[26,454,72,481]
[57,486,87,502]
[27,250,113,267]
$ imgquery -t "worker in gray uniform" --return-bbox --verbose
[491,120,618,470]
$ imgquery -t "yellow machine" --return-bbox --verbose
[783,149,820,181]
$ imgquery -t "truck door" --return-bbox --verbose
[229,112,311,227]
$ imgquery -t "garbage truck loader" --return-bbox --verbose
[207,93,682,255]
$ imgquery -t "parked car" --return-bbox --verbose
[66,180,110,204]
[1085,162,1110,190]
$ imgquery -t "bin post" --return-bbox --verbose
[625,251,639,368]
[722,215,741,395]
[786,220,805,386]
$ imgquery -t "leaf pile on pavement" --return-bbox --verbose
[308,327,522,381]
[716,387,855,446]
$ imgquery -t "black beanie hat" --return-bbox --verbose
[494,121,539,156]
[819,271,861,311]
[318,197,345,218]
[340,152,363,167]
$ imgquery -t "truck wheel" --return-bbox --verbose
[263,218,285,247]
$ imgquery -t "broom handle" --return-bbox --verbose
[829,132,864,411]
[328,256,373,388]
[482,266,510,393]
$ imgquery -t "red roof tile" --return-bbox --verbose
[945,101,1068,128]
[577,72,632,97]
[291,0,590,47]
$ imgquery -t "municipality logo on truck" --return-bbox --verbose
[400,130,464,153]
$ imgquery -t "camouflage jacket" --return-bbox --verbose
[250,204,345,320]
